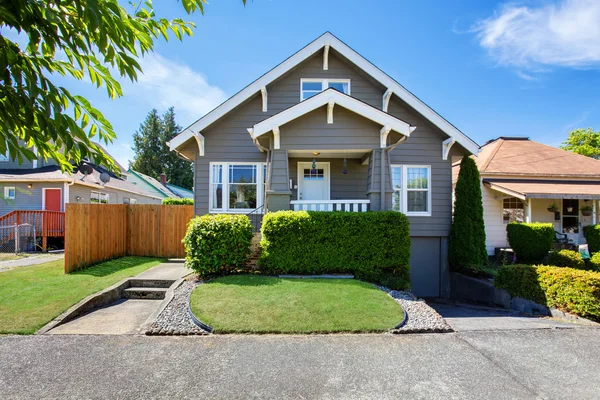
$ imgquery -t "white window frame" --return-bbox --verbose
[4,186,15,199]
[300,78,351,101]
[502,197,524,224]
[390,165,432,217]
[90,191,109,204]
[209,162,267,213]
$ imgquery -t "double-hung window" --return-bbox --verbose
[90,191,109,204]
[390,165,432,216]
[503,197,524,224]
[210,162,266,213]
[4,186,15,199]
[300,79,350,101]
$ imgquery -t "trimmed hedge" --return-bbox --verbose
[258,211,411,290]
[495,264,600,321]
[588,253,600,272]
[583,224,600,254]
[162,197,194,205]
[506,222,554,264]
[548,249,585,270]
[183,214,253,278]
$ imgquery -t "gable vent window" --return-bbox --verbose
[301,79,350,101]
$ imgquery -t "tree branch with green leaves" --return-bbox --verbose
[0,0,245,172]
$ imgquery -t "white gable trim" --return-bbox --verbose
[251,89,415,149]
[170,32,479,155]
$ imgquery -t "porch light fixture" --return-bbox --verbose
[313,152,320,156]
[27,184,33,189]
[311,158,317,174]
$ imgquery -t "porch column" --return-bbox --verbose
[594,200,597,225]
[265,149,291,212]
[526,198,532,223]
[366,149,393,211]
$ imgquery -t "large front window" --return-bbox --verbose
[503,197,524,224]
[391,165,431,216]
[301,79,350,101]
[210,162,266,212]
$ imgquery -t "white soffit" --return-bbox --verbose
[169,32,479,155]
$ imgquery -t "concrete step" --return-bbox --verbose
[122,287,167,300]
[127,279,175,289]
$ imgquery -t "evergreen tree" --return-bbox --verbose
[161,108,194,189]
[448,156,487,274]
[130,108,194,189]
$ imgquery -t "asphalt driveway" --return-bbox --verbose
[1,329,600,399]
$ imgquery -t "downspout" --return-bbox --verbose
[380,136,408,210]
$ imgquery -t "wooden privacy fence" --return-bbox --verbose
[65,204,194,273]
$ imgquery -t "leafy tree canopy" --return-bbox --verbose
[560,128,600,159]
[131,107,193,189]
[0,0,243,172]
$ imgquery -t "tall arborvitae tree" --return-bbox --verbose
[130,108,193,189]
[448,156,487,274]
[161,108,194,189]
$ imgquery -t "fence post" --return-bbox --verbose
[14,224,18,255]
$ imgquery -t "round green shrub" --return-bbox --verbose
[258,211,411,289]
[162,197,194,205]
[584,225,600,253]
[183,214,253,278]
[506,222,554,264]
[548,249,585,269]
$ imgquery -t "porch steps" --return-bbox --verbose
[246,233,262,269]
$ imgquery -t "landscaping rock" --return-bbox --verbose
[379,287,453,333]
[146,280,208,336]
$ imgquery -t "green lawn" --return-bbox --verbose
[0,256,163,334]
[190,276,404,333]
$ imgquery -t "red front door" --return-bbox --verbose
[44,189,62,211]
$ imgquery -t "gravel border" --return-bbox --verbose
[147,278,452,335]
[379,286,453,333]
[146,280,208,336]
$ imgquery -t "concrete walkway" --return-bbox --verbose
[2,329,600,399]
[0,253,64,272]
[429,302,595,331]
[46,261,191,335]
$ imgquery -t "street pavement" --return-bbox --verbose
[1,328,599,399]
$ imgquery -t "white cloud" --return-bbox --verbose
[121,52,227,126]
[472,0,600,71]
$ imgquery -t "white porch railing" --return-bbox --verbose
[290,200,370,212]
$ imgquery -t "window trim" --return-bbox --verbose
[209,162,267,213]
[4,186,15,200]
[502,196,524,224]
[391,165,432,217]
[300,78,351,101]
[90,191,109,204]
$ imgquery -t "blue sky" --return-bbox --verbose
[46,0,600,166]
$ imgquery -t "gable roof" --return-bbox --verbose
[169,32,479,155]
[127,169,180,198]
[249,88,416,146]
[474,137,600,179]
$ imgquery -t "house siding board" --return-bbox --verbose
[269,150,290,193]
[0,182,64,216]
[69,183,161,205]
[288,158,368,201]
[482,183,508,254]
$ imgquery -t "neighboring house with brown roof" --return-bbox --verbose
[453,137,600,254]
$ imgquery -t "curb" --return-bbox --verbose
[393,308,409,330]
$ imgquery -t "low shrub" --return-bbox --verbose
[183,214,253,278]
[583,224,600,253]
[495,264,600,321]
[162,197,194,205]
[506,222,554,264]
[548,249,585,269]
[259,211,411,289]
[588,252,600,272]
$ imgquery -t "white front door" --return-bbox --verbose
[297,162,330,200]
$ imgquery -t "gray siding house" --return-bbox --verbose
[169,32,479,297]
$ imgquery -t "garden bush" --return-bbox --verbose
[258,211,411,290]
[583,224,600,253]
[162,197,193,205]
[588,252,600,272]
[448,156,487,275]
[495,264,600,321]
[548,249,585,269]
[506,222,554,264]
[183,214,253,278]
